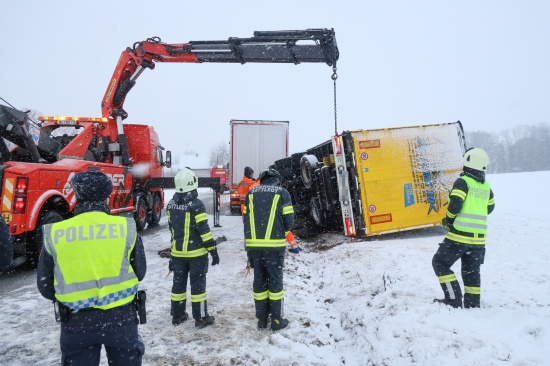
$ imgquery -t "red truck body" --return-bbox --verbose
[210,167,229,193]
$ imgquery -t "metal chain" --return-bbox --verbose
[332,64,338,135]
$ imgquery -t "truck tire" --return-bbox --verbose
[300,154,319,189]
[310,197,324,227]
[28,210,63,267]
[134,197,148,231]
[147,194,162,226]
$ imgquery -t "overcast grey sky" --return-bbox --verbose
[2,1,548,160]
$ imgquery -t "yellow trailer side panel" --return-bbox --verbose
[351,123,464,235]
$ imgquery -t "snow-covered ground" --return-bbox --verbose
[0,171,548,365]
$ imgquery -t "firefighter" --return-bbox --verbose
[432,148,495,309]
[37,170,147,365]
[0,215,13,270]
[237,166,257,215]
[168,167,219,328]
[248,177,299,253]
[244,168,294,331]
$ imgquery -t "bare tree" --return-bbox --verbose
[209,140,229,168]
[465,122,550,173]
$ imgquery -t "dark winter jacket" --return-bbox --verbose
[244,176,294,251]
[167,190,215,260]
[36,201,147,330]
[0,215,13,270]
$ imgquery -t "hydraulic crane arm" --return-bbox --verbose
[101,28,339,120]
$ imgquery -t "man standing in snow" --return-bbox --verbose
[244,168,294,330]
[238,166,257,215]
[37,170,147,365]
[168,167,219,328]
[432,148,495,309]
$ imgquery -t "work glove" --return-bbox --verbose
[441,217,453,229]
[168,259,173,272]
[288,247,301,254]
[210,249,220,266]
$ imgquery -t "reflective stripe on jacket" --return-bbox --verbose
[167,191,214,258]
[244,183,294,249]
[43,212,138,310]
[445,175,492,245]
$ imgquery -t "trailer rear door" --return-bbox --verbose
[350,122,466,235]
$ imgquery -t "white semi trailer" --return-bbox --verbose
[229,120,289,213]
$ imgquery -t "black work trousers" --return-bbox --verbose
[60,305,144,365]
[171,255,209,320]
[249,249,285,321]
[432,240,486,308]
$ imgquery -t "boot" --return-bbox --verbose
[433,297,463,308]
[257,317,269,330]
[271,318,289,331]
[195,315,215,329]
[172,312,189,326]
[464,293,480,309]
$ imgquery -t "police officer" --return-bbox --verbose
[432,148,495,308]
[168,168,219,328]
[37,170,147,365]
[0,215,13,270]
[244,168,294,331]
[237,167,256,215]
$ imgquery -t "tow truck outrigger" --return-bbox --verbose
[0,29,339,267]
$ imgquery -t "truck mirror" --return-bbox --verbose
[165,151,171,168]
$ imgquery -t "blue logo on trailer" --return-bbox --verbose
[404,183,414,207]
[416,137,437,215]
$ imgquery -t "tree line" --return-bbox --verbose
[208,123,550,175]
[465,123,550,174]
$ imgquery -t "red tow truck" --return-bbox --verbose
[1,29,339,266]
[210,166,230,193]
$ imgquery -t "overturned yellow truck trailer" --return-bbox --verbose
[273,121,466,237]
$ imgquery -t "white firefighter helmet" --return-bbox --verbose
[174,168,198,193]
[463,148,490,171]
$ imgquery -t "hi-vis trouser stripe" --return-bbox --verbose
[2,178,14,212]
[465,286,480,295]
[191,293,207,303]
[438,274,457,284]
[192,292,207,318]
[254,290,268,301]
[171,292,187,302]
[269,290,284,301]
[438,274,459,300]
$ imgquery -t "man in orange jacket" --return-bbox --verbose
[237,167,257,215]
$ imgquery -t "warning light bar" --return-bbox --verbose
[38,116,109,123]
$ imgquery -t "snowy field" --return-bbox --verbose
[0,171,548,365]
